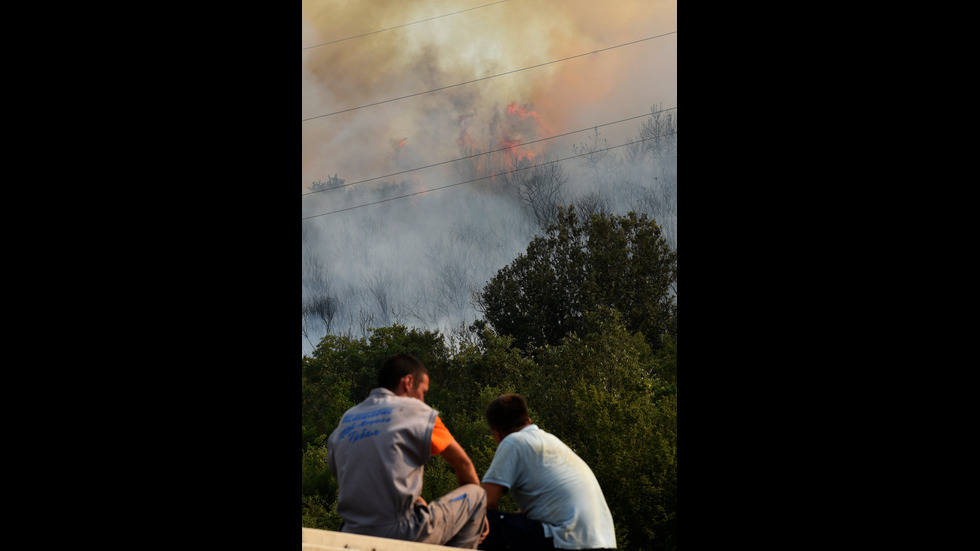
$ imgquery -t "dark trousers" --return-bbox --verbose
[478,511,554,550]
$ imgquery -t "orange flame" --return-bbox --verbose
[499,137,536,170]
[506,101,552,134]
[506,101,537,119]
[394,137,409,162]
[500,100,551,171]
[499,137,520,151]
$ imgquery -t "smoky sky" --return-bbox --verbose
[301,0,677,355]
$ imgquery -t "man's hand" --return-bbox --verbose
[479,516,490,544]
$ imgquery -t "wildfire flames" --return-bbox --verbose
[499,101,550,170]
[302,0,676,197]
[499,137,535,169]
[393,137,409,163]
[446,99,552,175]
[505,101,550,131]
[384,97,554,197]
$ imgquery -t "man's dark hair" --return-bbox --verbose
[485,394,531,434]
[378,353,428,392]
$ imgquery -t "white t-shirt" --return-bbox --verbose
[482,424,616,549]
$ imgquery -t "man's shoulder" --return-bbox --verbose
[507,424,545,441]
[339,389,434,419]
[505,426,577,458]
[374,391,440,423]
[497,425,542,450]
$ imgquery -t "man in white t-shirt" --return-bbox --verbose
[478,394,616,550]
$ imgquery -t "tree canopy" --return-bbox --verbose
[478,206,677,354]
[302,209,678,551]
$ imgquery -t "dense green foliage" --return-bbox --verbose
[302,211,677,551]
[478,207,677,354]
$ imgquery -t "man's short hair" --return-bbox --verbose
[485,394,531,434]
[378,353,428,392]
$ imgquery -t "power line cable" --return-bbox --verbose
[302,0,511,50]
[301,31,676,122]
[302,106,676,196]
[302,129,676,220]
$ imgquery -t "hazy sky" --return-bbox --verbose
[301,0,676,197]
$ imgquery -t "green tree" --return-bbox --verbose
[426,326,538,513]
[302,435,342,530]
[478,206,677,353]
[300,317,677,550]
[302,325,449,429]
[301,325,452,530]
[530,308,676,551]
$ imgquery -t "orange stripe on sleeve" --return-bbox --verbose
[430,416,455,455]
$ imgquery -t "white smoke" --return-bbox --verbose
[301,0,677,355]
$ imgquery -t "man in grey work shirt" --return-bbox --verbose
[328,353,488,548]
[479,394,616,550]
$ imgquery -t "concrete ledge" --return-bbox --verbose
[302,527,456,550]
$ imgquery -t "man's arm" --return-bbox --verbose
[439,440,480,486]
[481,482,507,510]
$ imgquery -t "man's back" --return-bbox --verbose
[328,387,437,531]
[482,425,616,549]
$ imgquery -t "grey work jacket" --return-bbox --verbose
[328,387,437,532]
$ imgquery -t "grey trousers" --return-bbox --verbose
[412,484,487,549]
[343,484,487,548]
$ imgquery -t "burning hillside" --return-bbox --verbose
[302,0,676,195]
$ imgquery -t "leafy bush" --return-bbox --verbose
[302,290,677,550]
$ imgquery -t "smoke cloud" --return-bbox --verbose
[301,0,677,355]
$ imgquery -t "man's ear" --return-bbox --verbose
[401,374,414,392]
